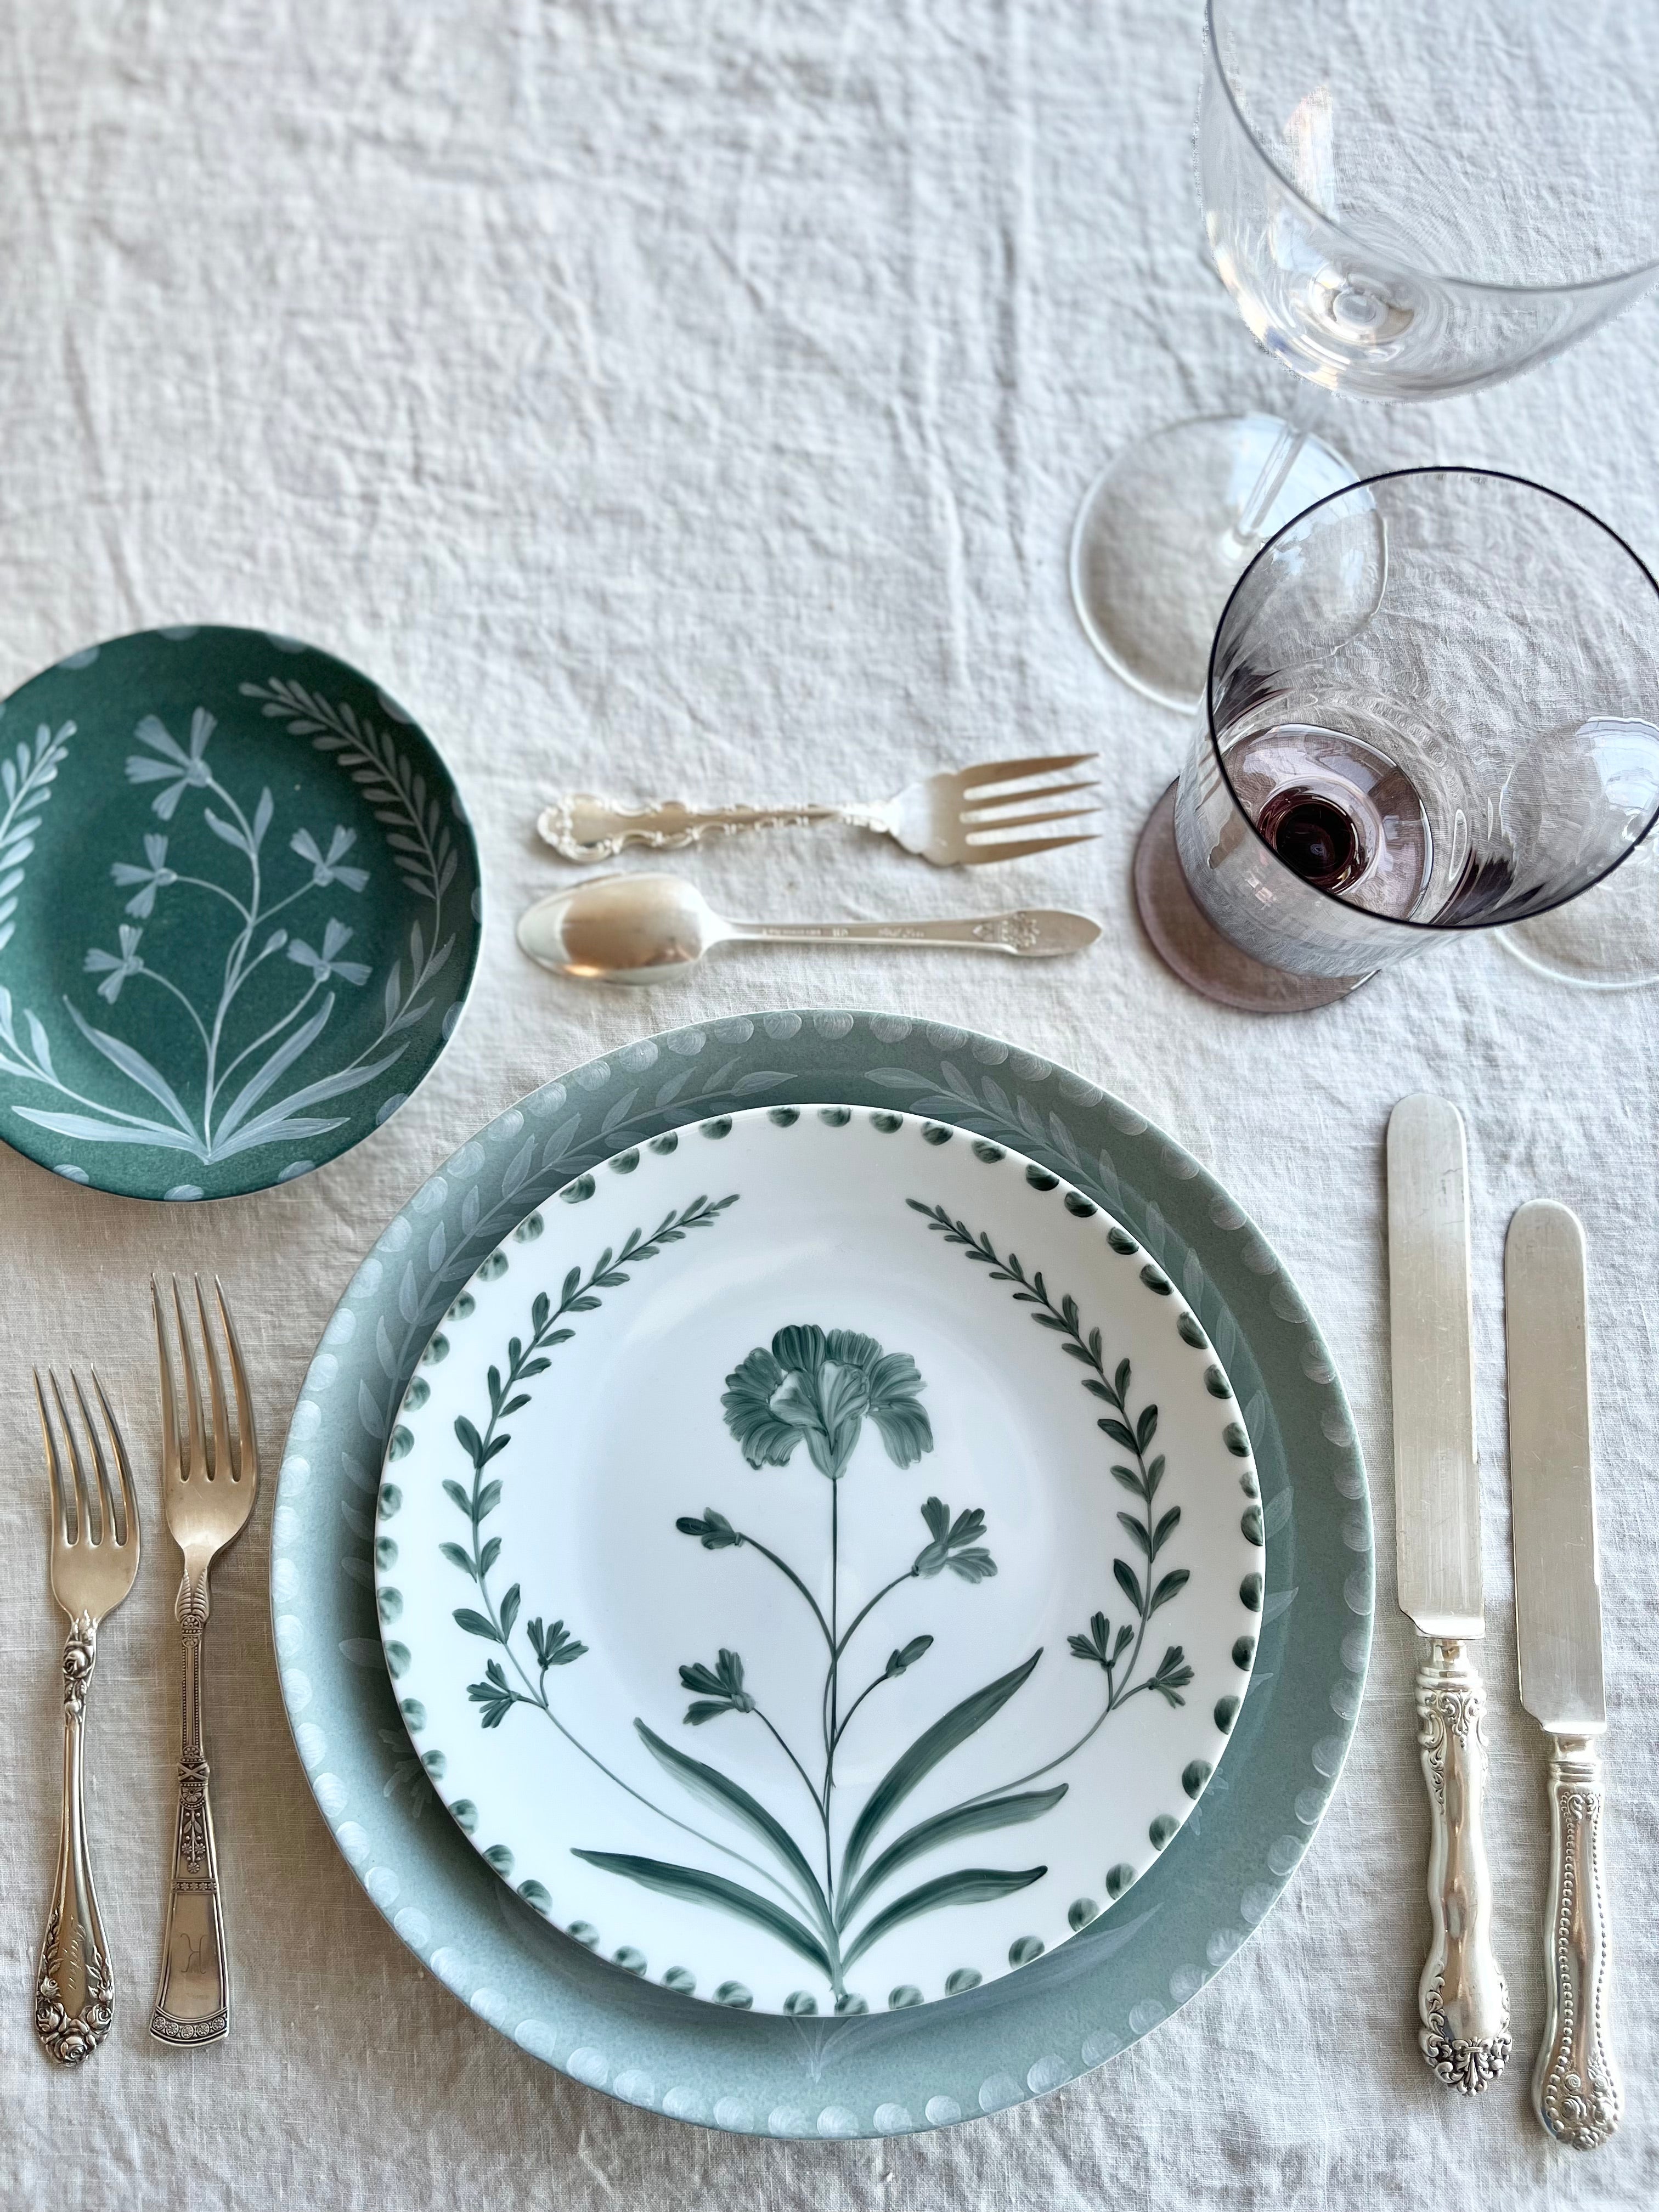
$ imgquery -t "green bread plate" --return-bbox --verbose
[0,625,482,1200]
[272,1011,1373,2137]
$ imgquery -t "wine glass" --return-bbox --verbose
[1072,0,1659,715]
[1132,469,1659,1014]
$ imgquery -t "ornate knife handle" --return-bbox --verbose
[1415,1638,1511,2093]
[1535,1736,1621,2149]
[35,1613,114,2066]
[151,1581,229,2044]
[537,794,868,861]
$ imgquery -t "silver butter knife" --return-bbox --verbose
[1386,1094,1510,2092]
[1505,1201,1621,2151]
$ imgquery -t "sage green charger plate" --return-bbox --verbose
[272,1012,1372,2137]
[0,627,482,1199]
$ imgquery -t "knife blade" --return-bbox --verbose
[1386,1094,1509,2092]
[1505,1200,1621,2151]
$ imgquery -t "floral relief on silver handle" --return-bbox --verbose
[1415,1638,1511,2094]
[1536,1737,1621,2151]
[537,794,854,861]
[35,1612,115,2067]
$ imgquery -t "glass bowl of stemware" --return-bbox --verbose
[1130,467,1659,1013]
[1072,0,1659,719]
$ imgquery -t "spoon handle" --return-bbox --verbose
[727,909,1100,957]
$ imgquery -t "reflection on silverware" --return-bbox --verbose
[516,872,1102,984]
[33,1368,140,2068]
[1386,1095,1509,2094]
[1505,1202,1621,2151]
[537,753,1101,866]
[150,1277,259,2049]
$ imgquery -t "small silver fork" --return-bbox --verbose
[150,1278,258,2047]
[537,752,1102,866]
[33,1370,140,2067]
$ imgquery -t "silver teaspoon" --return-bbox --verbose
[516,872,1101,984]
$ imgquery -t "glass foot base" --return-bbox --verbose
[1071,414,1361,713]
[1498,833,1659,991]
[1133,782,1370,1013]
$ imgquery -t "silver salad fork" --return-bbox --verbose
[537,752,1101,866]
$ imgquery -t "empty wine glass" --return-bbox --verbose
[1073,0,1659,714]
[1133,469,1659,1013]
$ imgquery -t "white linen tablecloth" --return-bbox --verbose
[3,2,1657,2204]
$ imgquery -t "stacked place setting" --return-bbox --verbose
[9,0,1654,2175]
[274,1008,1372,2137]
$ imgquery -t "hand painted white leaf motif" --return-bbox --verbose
[540,1114,581,1169]
[399,1265,420,1324]
[357,1379,385,1437]
[461,1184,481,1239]
[428,1223,447,1274]
[0,691,463,1170]
[600,1090,639,1137]
[1047,1112,1080,1169]
[501,1135,536,1198]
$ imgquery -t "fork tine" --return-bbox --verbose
[51,1370,95,1544]
[91,1369,138,1552]
[960,778,1098,820]
[153,1274,182,1488]
[963,803,1103,839]
[215,1278,257,1484]
[958,830,1101,864]
[72,1370,119,1549]
[172,1276,209,1480]
[953,752,1098,796]
[35,1369,71,1545]
[196,1276,234,1485]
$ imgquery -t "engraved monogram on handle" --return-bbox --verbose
[1415,1639,1511,2093]
[1535,1736,1621,2149]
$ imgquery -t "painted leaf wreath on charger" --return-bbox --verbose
[411,1115,1238,2015]
[0,677,458,1166]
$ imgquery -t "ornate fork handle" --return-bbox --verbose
[538,794,881,861]
[1415,1639,1511,2093]
[35,1612,114,2066]
[151,1577,230,2044]
[1535,1736,1621,2149]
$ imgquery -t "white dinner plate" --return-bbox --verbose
[375,1103,1263,2017]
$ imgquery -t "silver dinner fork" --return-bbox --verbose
[537,752,1102,866]
[150,1278,258,2048]
[33,1370,140,2067]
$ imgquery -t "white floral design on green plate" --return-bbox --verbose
[0,628,481,1198]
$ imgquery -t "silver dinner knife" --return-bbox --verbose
[1386,1094,1510,2092]
[1505,1201,1622,2151]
